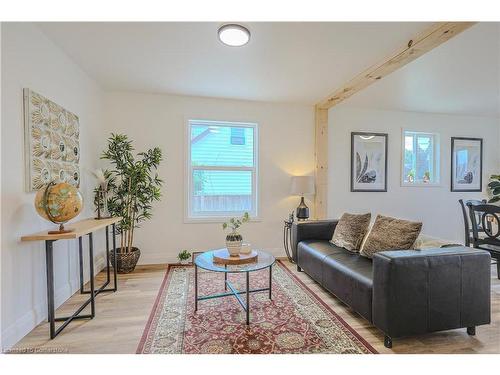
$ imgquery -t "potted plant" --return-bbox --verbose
[222,212,250,256]
[423,171,431,183]
[98,133,163,273]
[488,174,500,204]
[407,170,415,183]
[178,250,191,265]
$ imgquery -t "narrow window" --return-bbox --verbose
[402,131,440,185]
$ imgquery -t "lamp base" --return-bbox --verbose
[296,196,309,221]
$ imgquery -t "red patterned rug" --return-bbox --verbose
[137,260,377,354]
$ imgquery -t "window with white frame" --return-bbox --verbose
[402,130,440,185]
[187,120,258,219]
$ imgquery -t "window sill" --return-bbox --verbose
[184,216,262,224]
[401,183,443,188]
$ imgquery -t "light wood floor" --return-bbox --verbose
[12,260,500,354]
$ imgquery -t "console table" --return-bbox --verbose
[21,217,122,339]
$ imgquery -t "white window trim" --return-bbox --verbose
[185,119,259,223]
[401,129,442,188]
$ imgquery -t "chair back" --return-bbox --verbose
[468,203,500,247]
[459,199,486,246]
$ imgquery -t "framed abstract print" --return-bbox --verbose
[351,132,388,192]
[451,137,483,192]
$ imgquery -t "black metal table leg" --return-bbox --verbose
[246,271,250,325]
[78,237,84,293]
[39,220,123,339]
[45,237,97,339]
[194,264,198,312]
[269,265,272,300]
[45,240,56,339]
[195,260,276,326]
[224,265,227,291]
[283,220,295,263]
[79,224,118,295]
[105,226,110,282]
[88,233,96,318]
[112,223,117,291]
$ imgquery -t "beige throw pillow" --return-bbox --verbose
[360,214,422,258]
[330,213,371,252]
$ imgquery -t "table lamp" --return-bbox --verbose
[290,176,315,221]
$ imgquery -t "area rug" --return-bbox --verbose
[137,260,377,354]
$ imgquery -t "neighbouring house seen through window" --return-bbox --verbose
[187,120,258,219]
[403,131,440,185]
[230,127,246,145]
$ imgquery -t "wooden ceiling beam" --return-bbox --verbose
[316,22,477,110]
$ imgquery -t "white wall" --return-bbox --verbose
[103,92,314,264]
[327,106,500,242]
[1,23,104,349]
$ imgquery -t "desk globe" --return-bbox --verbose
[35,181,83,234]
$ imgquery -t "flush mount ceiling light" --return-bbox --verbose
[218,24,250,47]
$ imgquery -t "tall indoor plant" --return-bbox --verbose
[99,133,163,273]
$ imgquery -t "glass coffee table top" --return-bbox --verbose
[195,249,275,273]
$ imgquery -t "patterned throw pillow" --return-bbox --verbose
[360,214,422,258]
[330,212,371,252]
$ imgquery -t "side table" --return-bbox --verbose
[283,218,295,263]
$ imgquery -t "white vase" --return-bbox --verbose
[226,240,242,256]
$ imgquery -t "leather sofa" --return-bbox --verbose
[292,220,491,348]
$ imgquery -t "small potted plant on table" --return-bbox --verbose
[222,212,250,256]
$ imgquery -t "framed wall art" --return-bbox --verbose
[23,88,80,192]
[451,137,482,192]
[351,132,388,192]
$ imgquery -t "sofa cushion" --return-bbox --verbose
[297,240,344,285]
[322,252,374,321]
[360,214,422,258]
[330,212,371,252]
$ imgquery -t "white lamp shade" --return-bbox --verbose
[290,176,315,196]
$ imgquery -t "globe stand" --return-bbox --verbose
[48,223,74,235]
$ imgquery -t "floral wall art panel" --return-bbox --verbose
[23,88,80,192]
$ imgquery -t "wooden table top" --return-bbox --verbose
[21,217,122,241]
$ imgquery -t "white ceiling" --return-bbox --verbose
[341,22,500,117]
[37,22,432,104]
[37,22,499,116]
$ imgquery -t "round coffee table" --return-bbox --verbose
[194,249,276,325]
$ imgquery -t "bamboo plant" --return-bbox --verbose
[100,133,163,253]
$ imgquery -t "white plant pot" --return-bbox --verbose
[226,240,242,256]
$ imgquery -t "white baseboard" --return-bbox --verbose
[1,254,107,351]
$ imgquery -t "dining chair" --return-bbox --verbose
[459,199,486,247]
[468,202,500,279]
